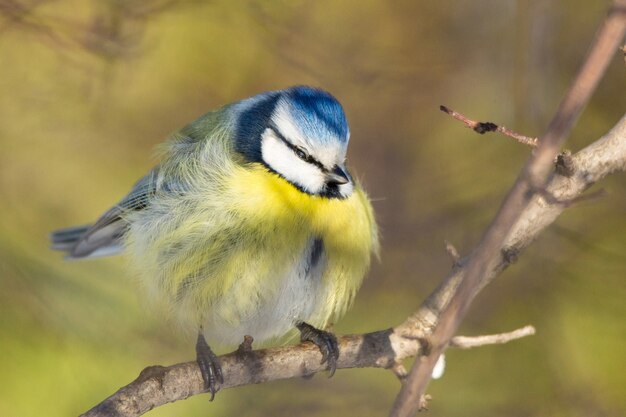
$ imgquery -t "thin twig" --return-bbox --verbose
[444,240,461,266]
[449,325,535,349]
[439,105,538,148]
[390,2,626,417]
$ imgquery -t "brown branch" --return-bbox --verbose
[79,324,535,417]
[81,329,418,417]
[449,325,536,349]
[80,111,626,417]
[390,2,626,416]
[530,184,606,207]
[440,105,538,148]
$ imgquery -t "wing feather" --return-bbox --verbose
[54,168,160,259]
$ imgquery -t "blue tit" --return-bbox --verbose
[51,86,379,397]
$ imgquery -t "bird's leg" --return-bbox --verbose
[195,331,223,401]
[296,321,339,377]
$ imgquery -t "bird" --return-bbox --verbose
[51,85,379,399]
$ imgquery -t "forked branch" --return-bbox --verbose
[390,1,626,416]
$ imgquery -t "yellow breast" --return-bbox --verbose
[226,164,379,325]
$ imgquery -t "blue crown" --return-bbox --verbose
[282,86,349,144]
[234,86,349,162]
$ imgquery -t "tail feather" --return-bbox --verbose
[50,225,91,249]
[51,169,156,261]
[50,223,125,260]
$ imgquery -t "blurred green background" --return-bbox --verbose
[1,1,625,416]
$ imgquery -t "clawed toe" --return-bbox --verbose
[196,332,223,401]
[296,322,339,377]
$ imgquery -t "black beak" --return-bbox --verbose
[326,165,350,185]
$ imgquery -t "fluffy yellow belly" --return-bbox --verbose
[126,164,378,346]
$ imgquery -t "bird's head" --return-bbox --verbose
[234,86,353,199]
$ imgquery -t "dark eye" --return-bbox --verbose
[294,147,309,161]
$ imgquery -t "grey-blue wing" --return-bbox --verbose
[50,168,160,259]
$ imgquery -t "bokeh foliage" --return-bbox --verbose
[1,1,625,416]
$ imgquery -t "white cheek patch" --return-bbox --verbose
[261,129,326,194]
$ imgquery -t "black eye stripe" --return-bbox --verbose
[267,124,326,171]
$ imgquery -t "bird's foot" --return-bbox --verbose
[196,332,223,401]
[296,321,339,377]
